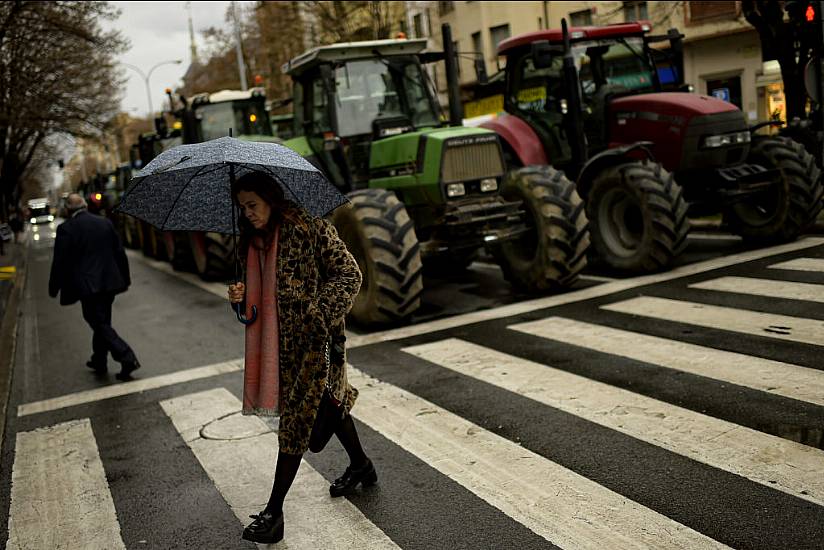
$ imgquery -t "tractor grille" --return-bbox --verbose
[441,140,505,184]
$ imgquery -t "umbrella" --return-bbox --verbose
[116,136,348,324]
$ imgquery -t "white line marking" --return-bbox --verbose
[160,388,398,550]
[347,238,824,348]
[6,419,125,550]
[511,317,824,408]
[403,339,824,507]
[602,296,824,347]
[768,258,824,273]
[347,367,727,549]
[689,276,824,303]
[578,274,617,283]
[17,358,243,417]
[126,249,228,298]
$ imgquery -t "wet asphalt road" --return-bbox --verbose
[2,220,823,549]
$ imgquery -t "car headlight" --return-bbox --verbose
[480,178,498,192]
[446,183,466,197]
[30,218,36,224]
[702,131,751,149]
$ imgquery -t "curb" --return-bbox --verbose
[0,249,26,446]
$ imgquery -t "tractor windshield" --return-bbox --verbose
[573,37,655,97]
[197,100,272,141]
[333,58,439,137]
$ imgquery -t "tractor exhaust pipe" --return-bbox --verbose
[561,18,587,172]
[442,23,464,126]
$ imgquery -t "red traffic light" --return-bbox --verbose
[806,3,816,22]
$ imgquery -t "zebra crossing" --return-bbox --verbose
[5,242,824,549]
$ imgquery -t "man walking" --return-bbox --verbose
[49,194,141,381]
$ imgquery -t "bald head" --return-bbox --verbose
[66,194,87,212]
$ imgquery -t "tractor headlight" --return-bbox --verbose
[480,178,498,192]
[446,183,466,197]
[701,131,751,149]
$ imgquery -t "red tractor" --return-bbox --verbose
[481,21,823,272]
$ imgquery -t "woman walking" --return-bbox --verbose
[227,172,376,544]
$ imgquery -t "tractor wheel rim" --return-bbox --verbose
[599,188,644,257]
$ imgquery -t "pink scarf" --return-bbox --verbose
[242,226,280,416]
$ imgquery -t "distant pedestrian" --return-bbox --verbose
[9,210,23,243]
[48,194,140,380]
[226,172,374,545]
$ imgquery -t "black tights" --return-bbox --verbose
[263,413,368,515]
[335,413,368,468]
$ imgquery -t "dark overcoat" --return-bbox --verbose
[256,209,362,455]
[48,210,131,305]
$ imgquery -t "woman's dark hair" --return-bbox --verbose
[232,171,306,255]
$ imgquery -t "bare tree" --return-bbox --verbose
[0,1,126,219]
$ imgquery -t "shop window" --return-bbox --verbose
[570,9,593,26]
[688,1,738,24]
[706,75,742,109]
[623,1,648,22]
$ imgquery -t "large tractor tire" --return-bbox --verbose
[493,165,590,291]
[189,231,234,281]
[332,188,423,326]
[725,136,823,241]
[586,160,689,273]
[163,231,195,271]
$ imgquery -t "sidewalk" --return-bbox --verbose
[0,236,27,446]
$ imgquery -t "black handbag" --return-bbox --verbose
[308,340,345,453]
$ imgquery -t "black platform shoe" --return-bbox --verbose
[330,459,377,497]
[242,510,284,544]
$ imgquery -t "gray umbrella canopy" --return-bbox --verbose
[116,136,347,234]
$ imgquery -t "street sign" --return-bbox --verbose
[711,87,731,102]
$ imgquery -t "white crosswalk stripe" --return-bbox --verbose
[160,388,399,550]
[689,276,824,303]
[347,367,726,550]
[602,296,824,347]
[402,338,824,507]
[6,419,125,550]
[510,316,824,408]
[769,257,824,272]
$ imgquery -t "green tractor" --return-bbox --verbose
[281,27,590,326]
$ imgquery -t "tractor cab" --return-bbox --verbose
[283,39,441,187]
[497,22,684,157]
[189,88,276,143]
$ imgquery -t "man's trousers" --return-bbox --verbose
[80,292,137,366]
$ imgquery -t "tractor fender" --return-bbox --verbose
[577,141,656,198]
[480,114,548,166]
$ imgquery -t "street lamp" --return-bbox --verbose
[122,59,183,116]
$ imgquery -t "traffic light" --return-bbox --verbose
[806,3,816,22]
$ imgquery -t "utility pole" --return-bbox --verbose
[186,1,199,65]
[231,1,248,90]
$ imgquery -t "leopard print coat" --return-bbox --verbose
[246,208,362,455]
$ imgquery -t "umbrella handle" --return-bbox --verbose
[232,302,257,325]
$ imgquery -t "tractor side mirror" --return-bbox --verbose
[531,40,556,69]
[804,57,823,103]
[474,58,489,85]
